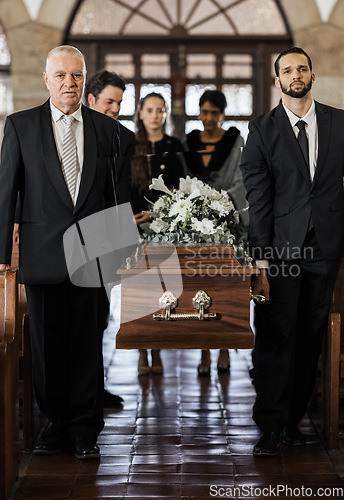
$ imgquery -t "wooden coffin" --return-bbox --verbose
[116,244,258,349]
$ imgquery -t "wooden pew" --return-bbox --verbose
[322,312,341,449]
[321,258,344,449]
[11,245,33,450]
[0,268,19,499]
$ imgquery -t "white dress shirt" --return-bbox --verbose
[50,100,84,205]
[282,100,318,181]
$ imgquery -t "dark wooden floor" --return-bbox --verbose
[10,319,344,500]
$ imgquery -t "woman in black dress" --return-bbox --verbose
[184,89,248,376]
[131,92,185,375]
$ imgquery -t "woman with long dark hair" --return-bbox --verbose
[131,92,185,374]
[184,89,248,376]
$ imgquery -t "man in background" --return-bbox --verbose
[86,70,134,205]
[85,70,135,408]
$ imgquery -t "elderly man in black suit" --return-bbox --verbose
[85,69,135,408]
[0,45,129,460]
[241,47,344,456]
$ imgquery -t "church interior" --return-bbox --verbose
[2,0,344,498]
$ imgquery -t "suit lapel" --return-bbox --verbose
[40,100,74,209]
[272,102,311,186]
[311,102,331,190]
[74,106,98,214]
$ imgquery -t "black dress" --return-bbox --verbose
[131,134,185,215]
[184,128,248,226]
[184,127,239,184]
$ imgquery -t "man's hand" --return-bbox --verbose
[0,264,9,272]
[252,268,270,304]
[134,211,153,225]
[13,223,19,246]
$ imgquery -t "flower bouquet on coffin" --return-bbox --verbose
[139,175,242,245]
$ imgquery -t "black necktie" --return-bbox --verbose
[296,120,313,230]
[296,120,309,167]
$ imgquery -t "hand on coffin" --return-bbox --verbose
[0,264,9,272]
[134,211,153,225]
[252,269,269,304]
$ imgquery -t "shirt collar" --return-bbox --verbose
[282,100,315,129]
[49,99,83,123]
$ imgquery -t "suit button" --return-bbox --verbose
[310,195,314,199]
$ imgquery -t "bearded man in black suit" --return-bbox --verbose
[241,47,344,456]
[0,45,129,460]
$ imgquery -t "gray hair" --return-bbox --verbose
[45,45,86,74]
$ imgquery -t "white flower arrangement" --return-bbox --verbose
[140,175,242,245]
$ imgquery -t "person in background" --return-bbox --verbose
[85,69,135,408]
[241,47,344,456]
[86,70,134,205]
[132,92,185,375]
[0,45,128,460]
[184,89,248,376]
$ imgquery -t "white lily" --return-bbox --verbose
[149,174,172,195]
[188,188,201,200]
[179,175,193,193]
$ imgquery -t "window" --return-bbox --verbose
[222,54,252,79]
[105,53,135,79]
[71,0,288,36]
[0,24,11,141]
[186,54,216,79]
[68,0,292,136]
[185,84,216,116]
[141,54,170,79]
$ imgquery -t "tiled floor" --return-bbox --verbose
[11,319,344,499]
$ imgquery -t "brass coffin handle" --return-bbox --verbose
[153,290,217,321]
[250,290,267,304]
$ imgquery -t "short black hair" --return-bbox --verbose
[85,70,126,100]
[274,47,312,77]
[199,90,227,114]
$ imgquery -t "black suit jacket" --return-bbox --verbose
[112,121,135,205]
[240,101,344,261]
[0,100,127,284]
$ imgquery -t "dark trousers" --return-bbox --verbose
[252,230,340,432]
[25,278,106,442]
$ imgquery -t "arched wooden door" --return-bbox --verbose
[67,0,292,138]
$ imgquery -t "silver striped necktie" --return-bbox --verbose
[61,114,78,200]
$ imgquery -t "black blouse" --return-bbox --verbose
[185,127,239,184]
[131,134,185,214]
